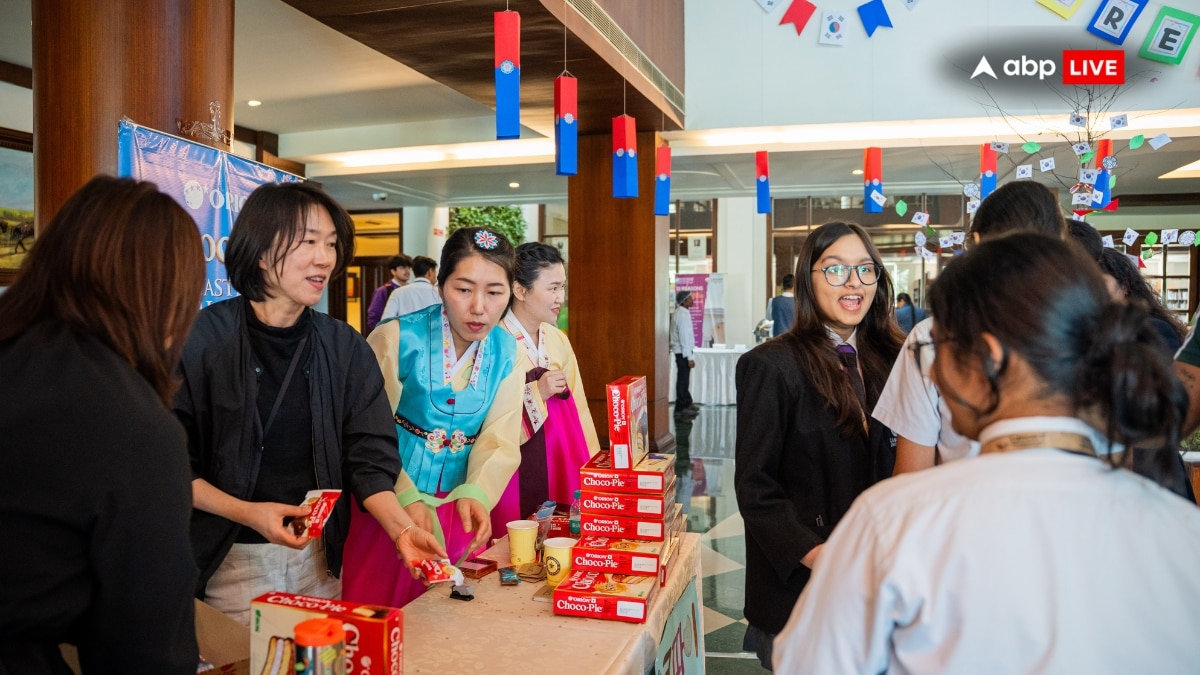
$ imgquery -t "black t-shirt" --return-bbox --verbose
[237,307,317,543]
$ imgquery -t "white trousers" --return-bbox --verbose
[205,540,341,626]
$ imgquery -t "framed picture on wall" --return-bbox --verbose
[0,129,35,287]
[544,234,568,262]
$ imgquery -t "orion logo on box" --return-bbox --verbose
[610,389,626,432]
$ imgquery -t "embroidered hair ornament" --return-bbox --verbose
[474,230,500,250]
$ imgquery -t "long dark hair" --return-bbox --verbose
[0,176,205,403]
[225,181,355,301]
[1097,248,1186,343]
[783,221,904,433]
[929,234,1185,460]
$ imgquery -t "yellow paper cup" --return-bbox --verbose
[507,519,540,565]
[543,536,578,587]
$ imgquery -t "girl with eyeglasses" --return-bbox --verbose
[734,221,904,670]
[776,234,1200,673]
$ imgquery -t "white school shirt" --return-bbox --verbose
[775,415,1200,675]
[381,277,442,321]
[871,316,977,462]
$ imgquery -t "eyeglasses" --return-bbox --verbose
[908,338,950,373]
[811,264,881,287]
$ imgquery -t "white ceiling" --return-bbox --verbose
[2,0,1198,212]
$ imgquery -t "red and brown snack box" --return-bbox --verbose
[525,510,571,539]
[292,489,342,538]
[572,535,669,576]
[606,376,649,469]
[580,451,675,495]
[580,477,677,518]
[459,557,498,579]
[580,511,670,541]
[250,592,402,675]
[551,570,659,624]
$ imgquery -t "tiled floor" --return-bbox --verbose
[670,404,769,673]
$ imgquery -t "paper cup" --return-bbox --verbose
[543,536,578,588]
[507,519,540,565]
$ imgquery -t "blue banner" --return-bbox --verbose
[118,120,300,306]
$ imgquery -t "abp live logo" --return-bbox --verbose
[971,49,1124,86]
[1062,50,1124,85]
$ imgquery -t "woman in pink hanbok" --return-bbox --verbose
[492,242,601,530]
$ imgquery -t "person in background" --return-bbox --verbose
[735,221,904,670]
[893,292,926,334]
[344,227,523,608]
[776,234,1200,673]
[874,180,1066,475]
[1098,247,1187,353]
[176,182,443,625]
[365,254,412,333]
[492,242,601,530]
[0,176,203,672]
[768,274,795,336]
[671,290,698,418]
[381,254,441,320]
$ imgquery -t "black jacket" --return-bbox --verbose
[734,338,896,634]
[174,297,400,597]
[1,321,197,673]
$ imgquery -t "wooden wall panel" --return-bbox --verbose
[568,131,673,452]
[591,0,685,88]
[33,0,233,229]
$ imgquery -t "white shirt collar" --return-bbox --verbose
[826,326,857,350]
[978,416,1120,456]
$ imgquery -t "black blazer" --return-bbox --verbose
[734,338,896,634]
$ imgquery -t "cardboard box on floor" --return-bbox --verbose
[60,600,250,674]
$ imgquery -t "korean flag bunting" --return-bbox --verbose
[494,11,521,139]
[655,146,672,216]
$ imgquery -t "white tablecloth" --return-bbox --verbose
[669,347,747,405]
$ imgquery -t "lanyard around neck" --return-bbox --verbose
[980,431,1097,458]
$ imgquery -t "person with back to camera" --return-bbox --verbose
[366,254,412,333]
[768,274,795,336]
[491,242,602,530]
[893,292,926,334]
[734,221,904,670]
[0,176,204,672]
[775,234,1200,673]
[175,182,444,625]
[343,227,524,608]
[1098,247,1187,353]
[873,180,1067,475]
[381,254,441,320]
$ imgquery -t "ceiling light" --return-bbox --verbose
[247,100,262,107]
[851,169,863,175]
[509,182,520,188]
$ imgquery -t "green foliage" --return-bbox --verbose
[448,206,527,246]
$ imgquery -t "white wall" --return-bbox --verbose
[685,0,1200,130]
[402,205,449,260]
[716,197,768,348]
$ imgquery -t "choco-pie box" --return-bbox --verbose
[551,569,659,624]
[250,592,402,675]
[580,510,673,541]
[580,451,675,495]
[571,536,670,576]
[579,476,677,518]
[606,376,649,469]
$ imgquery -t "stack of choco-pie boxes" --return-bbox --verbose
[551,376,684,624]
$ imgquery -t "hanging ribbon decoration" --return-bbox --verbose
[756,151,771,214]
[980,144,997,200]
[494,10,521,140]
[1093,138,1113,208]
[613,114,638,198]
[654,146,671,216]
[863,147,883,214]
[554,75,578,176]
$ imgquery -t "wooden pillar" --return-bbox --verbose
[568,131,674,453]
[32,0,234,230]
